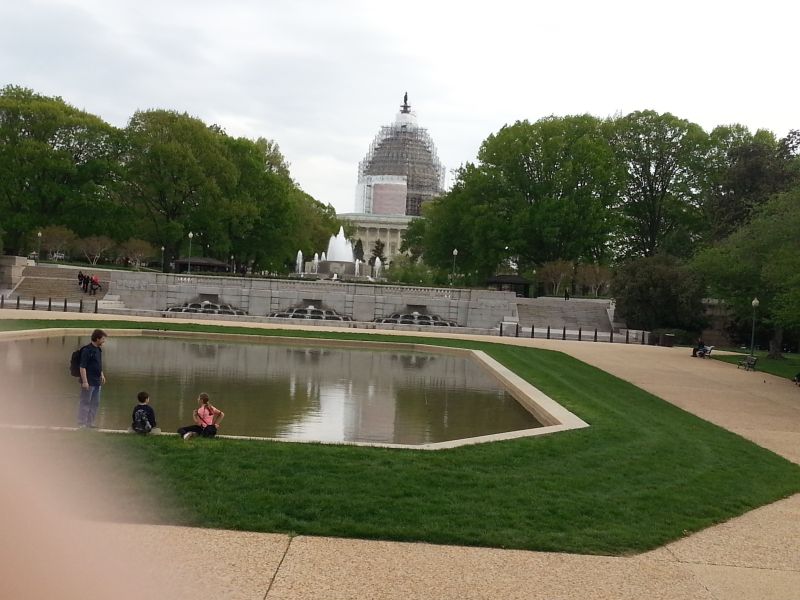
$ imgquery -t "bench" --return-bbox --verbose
[738,355,758,371]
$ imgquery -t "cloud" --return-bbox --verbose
[2,0,798,213]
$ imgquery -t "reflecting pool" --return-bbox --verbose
[1,335,541,444]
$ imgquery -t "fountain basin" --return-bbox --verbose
[0,329,589,449]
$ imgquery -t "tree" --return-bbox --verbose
[254,137,292,179]
[704,128,799,241]
[406,115,621,283]
[386,254,439,286]
[537,260,574,295]
[123,110,236,269]
[0,85,124,254]
[369,240,386,266]
[40,225,77,258]
[575,263,612,297]
[119,238,155,269]
[218,134,294,272]
[611,255,707,331]
[284,193,342,270]
[481,115,621,266]
[611,111,708,259]
[693,189,800,357]
[77,235,115,265]
[352,239,365,261]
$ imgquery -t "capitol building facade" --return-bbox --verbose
[338,94,445,261]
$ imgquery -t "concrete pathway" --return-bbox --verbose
[3,310,799,598]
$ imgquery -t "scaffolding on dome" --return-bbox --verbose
[356,94,445,216]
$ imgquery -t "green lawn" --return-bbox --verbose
[4,318,800,555]
[713,349,800,380]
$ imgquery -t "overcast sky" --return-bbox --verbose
[2,0,798,214]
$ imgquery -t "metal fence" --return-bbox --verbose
[1,295,98,314]
[499,321,655,345]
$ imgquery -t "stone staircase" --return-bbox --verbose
[516,297,613,332]
[8,265,111,303]
[97,294,126,310]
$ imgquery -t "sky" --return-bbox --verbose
[2,0,798,214]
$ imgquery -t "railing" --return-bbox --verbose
[499,321,652,345]
[1,295,99,313]
[112,271,474,299]
[2,291,659,345]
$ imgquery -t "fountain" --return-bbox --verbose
[373,256,382,279]
[294,226,384,281]
[295,250,303,275]
[326,226,354,262]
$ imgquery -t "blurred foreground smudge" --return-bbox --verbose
[0,423,281,599]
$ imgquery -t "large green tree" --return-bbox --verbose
[703,127,800,242]
[611,255,707,332]
[216,134,294,271]
[411,163,510,282]
[406,115,620,282]
[611,111,709,259]
[0,85,125,254]
[482,115,621,265]
[693,189,800,357]
[123,110,237,268]
[284,191,342,270]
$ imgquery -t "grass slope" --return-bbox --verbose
[713,350,800,381]
[4,318,800,555]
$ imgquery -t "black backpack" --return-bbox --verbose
[69,344,90,377]
[132,407,152,434]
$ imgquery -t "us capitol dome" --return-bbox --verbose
[339,94,445,261]
[354,93,445,217]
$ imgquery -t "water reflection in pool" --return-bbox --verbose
[1,335,541,444]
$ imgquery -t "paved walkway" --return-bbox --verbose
[2,310,799,598]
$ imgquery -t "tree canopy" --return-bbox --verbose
[693,190,800,355]
[0,85,341,272]
[0,85,123,254]
[401,110,798,341]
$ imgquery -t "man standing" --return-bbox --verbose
[78,329,107,428]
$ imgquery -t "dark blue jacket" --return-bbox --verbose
[79,344,103,386]
[131,404,157,429]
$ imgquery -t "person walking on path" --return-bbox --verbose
[177,393,224,440]
[77,329,107,428]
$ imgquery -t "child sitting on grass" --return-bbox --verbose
[131,391,160,434]
[177,392,224,440]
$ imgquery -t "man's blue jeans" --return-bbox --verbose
[78,385,102,427]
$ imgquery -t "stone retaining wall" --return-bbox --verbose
[107,271,518,329]
[0,255,26,288]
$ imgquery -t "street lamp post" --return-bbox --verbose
[230,255,234,274]
[750,297,760,357]
[451,248,458,286]
[36,231,42,264]
[187,232,194,273]
[160,246,165,272]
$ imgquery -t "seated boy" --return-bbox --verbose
[131,391,160,434]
